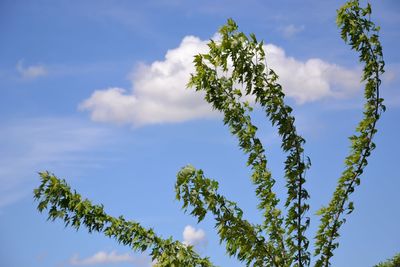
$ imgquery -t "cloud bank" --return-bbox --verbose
[80,35,360,127]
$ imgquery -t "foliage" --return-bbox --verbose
[374,253,400,267]
[314,1,385,265]
[34,0,389,266]
[35,172,215,267]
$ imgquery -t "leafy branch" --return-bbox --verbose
[188,19,310,266]
[314,1,385,266]
[34,172,216,267]
[374,253,400,267]
[176,165,278,266]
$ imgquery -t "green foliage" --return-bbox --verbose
[374,253,400,267]
[34,172,215,267]
[187,17,309,266]
[314,1,385,266]
[176,165,277,266]
[34,0,390,266]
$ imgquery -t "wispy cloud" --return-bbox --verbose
[182,225,207,247]
[80,34,361,127]
[280,24,305,38]
[0,117,112,209]
[16,60,47,79]
[69,251,151,266]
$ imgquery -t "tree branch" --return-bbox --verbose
[34,172,216,267]
[175,165,279,266]
[314,2,385,265]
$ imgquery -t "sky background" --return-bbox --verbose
[1,0,399,266]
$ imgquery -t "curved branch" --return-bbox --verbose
[189,19,311,266]
[257,68,311,267]
[190,47,287,264]
[34,172,216,267]
[175,165,279,266]
[314,1,385,266]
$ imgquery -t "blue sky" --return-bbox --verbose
[1,0,399,266]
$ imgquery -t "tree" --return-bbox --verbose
[34,0,392,266]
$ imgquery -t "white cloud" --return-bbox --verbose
[280,24,305,38]
[80,35,360,126]
[79,36,216,127]
[263,44,360,103]
[16,60,47,79]
[182,225,207,247]
[69,251,151,266]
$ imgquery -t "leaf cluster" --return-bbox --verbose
[314,1,385,265]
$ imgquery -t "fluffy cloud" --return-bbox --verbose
[16,60,47,79]
[80,35,360,126]
[182,225,207,247]
[69,251,151,266]
[263,44,360,103]
[79,36,215,126]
